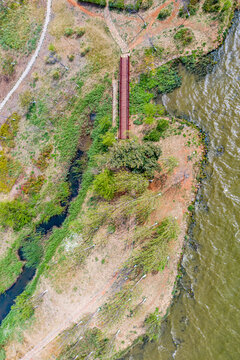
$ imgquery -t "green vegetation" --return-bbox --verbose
[0,200,34,231]
[158,8,171,20]
[174,28,194,47]
[109,0,152,11]
[33,145,53,171]
[108,141,161,177]
[178,0,200,17]
[130,62,181,116]
[1,56,17,78]
[0,247,22,294]
[0,151,21,193]
[180,52,216,79]
[0,1,43,53]
[19,90,34,110]
[144,307,162,341]
[144,119,169,141]
[22,235,43,268]
[0,74,115,346]
[64,27,85,38]
[100,284,134,325]
[21,175,45,196]
[163,156,179,173]
[203,0,221,12]
[127,218,179,276]
[93,169,116,200]
[0,112,21,148]
[79,0,106,6]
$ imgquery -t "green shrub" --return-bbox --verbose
[128,217,179,276]
[1,56,16,78]
[21,175,45,195]
[75,27,85,38]
[93,169,116,200]
[109,141,161,177]
[145,307,162,341]
[67,54,75,62]
[52,70,60,80]
[109,0,125,10]
[79,0,106,6]
[203,0,220,12]
[156,118,169,133]
[0,151,21,193]
[140,0,153,10]
[0,200,34,231]
[174,27,194,46]
[64,28,74,37]
[158,8,171,20]
[100,130,116,147]
[144,129,161,142]
[19,90,34,109]
[178,0,200,17]
[48,43,56,52]
[114,170,149,196]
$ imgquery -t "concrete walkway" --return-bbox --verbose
[0,0,52,113]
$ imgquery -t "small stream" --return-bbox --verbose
[0,149,84,324]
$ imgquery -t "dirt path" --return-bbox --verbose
[129,0,181,50]
[104,0,129,53]
[0,0,52,113]
[20,272,119,360]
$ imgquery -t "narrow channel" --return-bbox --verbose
[0,150,85,324]
[125,11,240,360]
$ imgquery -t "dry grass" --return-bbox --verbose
[49,0,76,39]
[85,21,120,73]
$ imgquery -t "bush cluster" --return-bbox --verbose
[144,119,169,142]
[174,27,194,46]
[203,0,220,12]
[178,0,200,17]
[130,62,181,118]
[109,140,161,177]
[78,0,106,6]
[109,0,152,11]
[157,8,171,20]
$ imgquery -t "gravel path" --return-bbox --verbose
[0,0,52,113]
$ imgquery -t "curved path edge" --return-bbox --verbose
[0,0,52,113]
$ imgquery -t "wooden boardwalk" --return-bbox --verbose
[119,55,130,139]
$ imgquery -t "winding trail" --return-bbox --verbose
[0,0,52,113]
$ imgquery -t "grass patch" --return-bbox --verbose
[0,1,43,54]
[0,246,22,294]
[0,151,21,193]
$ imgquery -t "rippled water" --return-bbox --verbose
[125,12,240,360]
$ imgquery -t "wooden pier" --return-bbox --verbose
[119,55,130,139]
